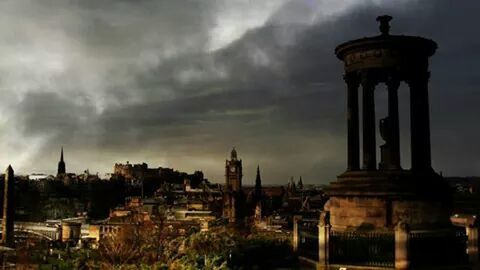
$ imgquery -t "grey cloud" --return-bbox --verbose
[1,0,479,184]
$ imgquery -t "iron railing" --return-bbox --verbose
[297,219,319,261]
[409,228,468,268]
[329,230,395,267]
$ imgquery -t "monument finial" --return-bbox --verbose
[376,15,392,36]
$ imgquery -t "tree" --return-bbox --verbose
[99,221,166,268]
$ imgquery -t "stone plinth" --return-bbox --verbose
[326,170,452,231]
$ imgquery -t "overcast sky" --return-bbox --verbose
[0,0,478,184]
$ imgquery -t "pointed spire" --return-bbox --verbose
[255,165,262,200]
[58,146,66,175]
[255,165,261,185]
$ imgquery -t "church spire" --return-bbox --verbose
[255,165,262,200]
[57,146,66,176]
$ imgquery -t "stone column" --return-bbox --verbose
[292,215,302,253]
[345,73,360,171]
[387,77,401,169]
[2,166,14,248]
[407,72,432,171]
[362,74,377,170]
[395,222,410,270]
[318,212,330,266]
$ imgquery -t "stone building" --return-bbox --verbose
[113,162,159,181]
[113,162,205,188]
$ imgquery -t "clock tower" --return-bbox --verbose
[225,148,242,191]
[223,148,245,224]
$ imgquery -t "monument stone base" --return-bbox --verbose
[326,170,452,231]
[322,170,468,269]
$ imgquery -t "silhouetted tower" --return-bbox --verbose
[223,148,245,224]
[57,147,66,176]
[254,165,262,201]
[254,166,263,220]
[225,148,242,191]
[2,165,15,247]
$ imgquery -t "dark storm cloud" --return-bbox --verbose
[16,92,96,136]
[1,0,479,184]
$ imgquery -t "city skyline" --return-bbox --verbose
[0,0,479,184]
